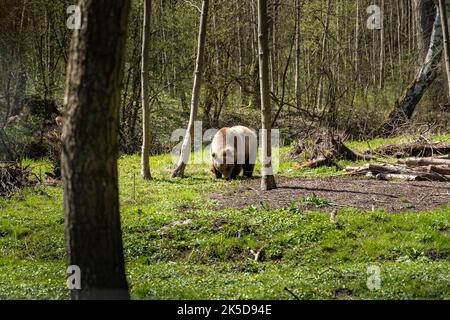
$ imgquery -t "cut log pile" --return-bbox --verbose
[292,132,450,183]
[345,155,450,182]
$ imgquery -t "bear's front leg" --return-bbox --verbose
[243,164,255,178]
[212,166,222,179]
[231,164,242,179]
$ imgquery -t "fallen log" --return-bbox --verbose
[429,165,450,176]
[414,173,450,182]
[398,157,450,167]
[396,165,450,174]
[366,172,375,178]
[296,157,333,169]
[343,166,371,177]
[344,164,370,172]
[368,163,450,181]
[329,138,375,161]
[375,173,417,181]
[344,166,367,172]
[368,163,415,174]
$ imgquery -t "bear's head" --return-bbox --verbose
[212,148,236,180]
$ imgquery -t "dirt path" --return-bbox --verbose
[210,176,450,212]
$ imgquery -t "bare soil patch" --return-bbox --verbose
[210,176,450,212]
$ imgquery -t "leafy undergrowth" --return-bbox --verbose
[0,135,449,299]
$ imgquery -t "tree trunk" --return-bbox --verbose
[379,1,449,137]
[257,0,277,191]
[172,0,209,178]
[315,0,331,110]
[438,0,450,96]
[61,0,131,300]
[141,0,152,179]
[355,0,360,83]
[294,0,302,109]
[236,2,245,105]
[379,0,385,89]
[12,72,27,118]
[269,0,279,96]
[415,0,436,59]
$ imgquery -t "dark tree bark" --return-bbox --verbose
[141,0,152,179]
[61,0,131,300]
[257,0,277,191]
[172,0,209,178]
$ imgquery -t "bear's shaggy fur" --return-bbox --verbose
[210,126,257,180]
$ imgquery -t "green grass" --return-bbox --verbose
[299,194,333,208]
[0,136,449,300]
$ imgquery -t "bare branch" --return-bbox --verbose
[183,0,201,13]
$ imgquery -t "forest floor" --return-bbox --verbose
[211,176,450,212]
[0,134,449,299]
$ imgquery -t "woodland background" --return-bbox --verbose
[0,0,449,162]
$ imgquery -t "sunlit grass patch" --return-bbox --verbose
[0,135,449,299]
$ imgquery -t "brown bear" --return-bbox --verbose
[210,125,257,180]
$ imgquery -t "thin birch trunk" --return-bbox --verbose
[257,0,277,191]
[172,0,209,178]
[379,0,385,89]
[294,0,301,108]
[379,1,450,136]
[316,0,331,110]
[438,0,450,96]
